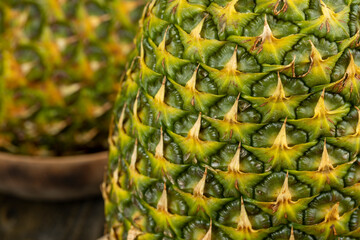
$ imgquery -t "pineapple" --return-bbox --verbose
[103,0,360,239]
[0,0,144,155]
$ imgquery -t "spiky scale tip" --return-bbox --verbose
[273,118,289,148]
[201,220,212,240]
[223,94,240,123]
[228,142,242,173]
[275,172,292,205]
[186,65,201,93]
[155,127,164,158]
[155,77,167,103]
[324,202,340,222]
[237,197,253,232]
[129,139,138,171]
[272,72,287,100]
[158,26,169,52]
[328,52,360,102]
[188,112,202,139]
[223,46,238,73]
[157,183,168,212]
[251,15,273,54]
[317,139,334,172]
[190,16,207,40]
[313,89,328,117]
[118,104,127,131]
[193,168,207,197]
[289,226,295,240]
[106,0,360,238]
[127,226,143,240]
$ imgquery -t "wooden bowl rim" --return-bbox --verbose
[0,151,108,163]
[0,151,108,201]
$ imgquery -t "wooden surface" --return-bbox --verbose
[0,195,105,240]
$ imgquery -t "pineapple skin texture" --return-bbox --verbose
[104,0,360,239]
[0,0,144,156]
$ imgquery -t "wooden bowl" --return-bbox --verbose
[0,151,108,200]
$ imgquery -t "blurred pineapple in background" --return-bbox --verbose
[0,0,145,156]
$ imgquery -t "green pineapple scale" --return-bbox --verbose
[104,0,360,239]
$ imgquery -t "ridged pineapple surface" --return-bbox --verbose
[0,0,144,155]
[104,0,360,239]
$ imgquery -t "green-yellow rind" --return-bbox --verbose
[105,0,360,239]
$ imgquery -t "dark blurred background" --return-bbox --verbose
[0,195,104,240]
